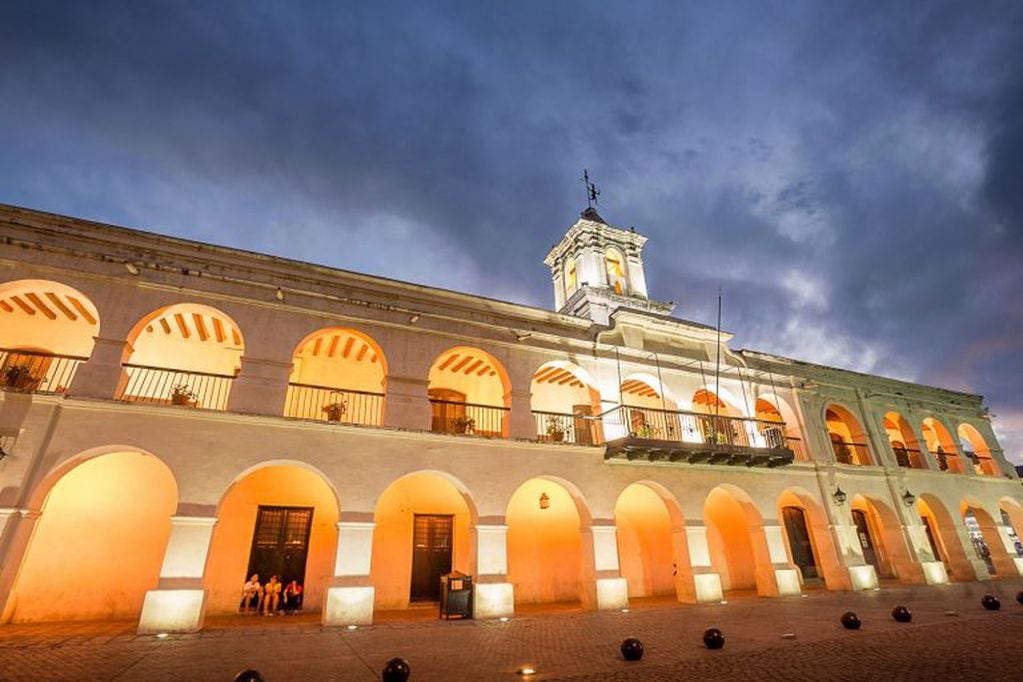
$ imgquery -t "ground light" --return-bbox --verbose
[517,665,537,676]
[155,633,168,639]
[499,616,509,622]
[347,624,358,630]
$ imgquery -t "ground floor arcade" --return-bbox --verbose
[2,437,1022,634]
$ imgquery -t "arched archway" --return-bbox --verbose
[703,485,774,596]
[0,279,100,393]
[777,488,843,588]
[824,404,873,465]
[921,418,965,473]
[119,303,244,410]
[530,361,603,444]
[883,412,926,469]
[614,482,689,600]
[916,494,974,580]
[370,471,477,609]
[755,395,801,455]
[284,327,387,425]
[958,424,999,476]
[506,476,593,607]
[616,373,676,440]
[427,346,510,437]
[604,247,628,295]
[6,450,177,622]
[960,499,1015,577]
[203,462,340,614]
[849,494,914,581]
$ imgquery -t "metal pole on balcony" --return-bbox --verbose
[652,351,667,414]
[714,288,722,422]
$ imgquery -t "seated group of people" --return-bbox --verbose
[240,574,303,615]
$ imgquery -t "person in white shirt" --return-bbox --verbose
[240,574,262,614]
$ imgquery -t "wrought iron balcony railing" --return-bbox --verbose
[831,440,871,466]
[118,363,236,411]
[532,410,602,445]
[599,404,795,467]
[284,382,384,426]
[430,399,508,438]
[1,348,88,394]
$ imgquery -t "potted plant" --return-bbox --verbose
[322,397,348,422]
[545,414,566,442]
[170,384,197,407]
[634,423,661,439]
[450,415,475,435]
[3,365,40,391]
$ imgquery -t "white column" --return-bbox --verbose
[137,516,216,634]
[473,523,514,619]
[762,523,802,596]
[684,522,723,603]
[323,520,376,626]
[591,523,628,610]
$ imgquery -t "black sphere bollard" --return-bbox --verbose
[981,595,1001,611]
[382,657,411,682]
[234,671,264,682]
[840,611,861,630]
[620,637,644,661]
[1017,591,1023,606]
[891,605,912,623]
[702,627,725,650]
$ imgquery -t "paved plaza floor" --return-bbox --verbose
[2,579,1023,681]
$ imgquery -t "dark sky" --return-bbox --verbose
[2,2,1021,459]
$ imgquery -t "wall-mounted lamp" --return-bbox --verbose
[124,262,141,275]
[902,490,916,507]
[275,287,285,301]
[832,487,847,505]
[539,492,550,510]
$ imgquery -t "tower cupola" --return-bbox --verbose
[544,208,674,325]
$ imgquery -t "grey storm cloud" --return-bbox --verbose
[1,1,1021,456]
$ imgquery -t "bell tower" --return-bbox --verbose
[544,207,674,325]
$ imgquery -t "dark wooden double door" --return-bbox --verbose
[782,506,819,581]
[410,514,453,602]
[246,506,314,587]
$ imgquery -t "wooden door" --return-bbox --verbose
[410,514,453,601]
[246,506,314,588]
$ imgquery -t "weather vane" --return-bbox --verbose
[582,169,601,208]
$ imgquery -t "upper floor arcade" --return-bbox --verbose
[0,203,1011,479]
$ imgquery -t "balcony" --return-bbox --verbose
[831,440,871,466]
[532,410,602,445]
[284,383,384,426]
[430,399,508,438]
[117,364,236,410]
[600,405,795,467]
[1,348,88,394]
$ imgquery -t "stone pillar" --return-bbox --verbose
[508,389,535,440]
[829,503,880,590]
[322,514,376,626]
[69,337,131,399]
[762,522,802,596]
[590,521,628,610]
[225,356,292,416]
[0,509,39,623]
[137,515,217,634]
[473,522,514,618]
[383,375,431,431]
[683,521,723,603]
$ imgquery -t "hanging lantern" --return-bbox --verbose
[539,492,550,510]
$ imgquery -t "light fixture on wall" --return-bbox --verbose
[902,490,917,507]
[832,487,847,505]
[539,492,550,510]
[275,287,285,301]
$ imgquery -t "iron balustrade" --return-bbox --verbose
[785,437,809,462]
[284,382,384,426]
[831,440,871,466]
[0,348,88,393]
[893,446,926,469]
[532,410,601,445]
[429,399,508,438]
[118,363,236,411]
[599,404,793,451]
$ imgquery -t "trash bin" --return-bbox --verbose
[439,570,474,620]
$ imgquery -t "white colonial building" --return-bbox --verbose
[0,203,1019,633]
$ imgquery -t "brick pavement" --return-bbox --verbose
[2,580,1022,681]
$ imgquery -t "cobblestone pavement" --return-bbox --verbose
[2,580,1023,681]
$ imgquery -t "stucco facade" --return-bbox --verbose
[0,203,1020,633]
